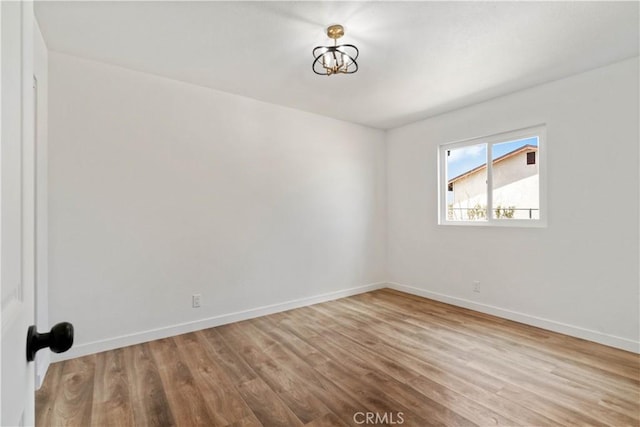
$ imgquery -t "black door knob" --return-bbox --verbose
[26,322,74,362]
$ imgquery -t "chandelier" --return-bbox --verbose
[312,25,359,76]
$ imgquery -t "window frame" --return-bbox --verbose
[438,124,547,227]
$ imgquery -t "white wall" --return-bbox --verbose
[33,21,49,388]
[387,57,639,352]
[48,50,638,356]
[48,52,386,359]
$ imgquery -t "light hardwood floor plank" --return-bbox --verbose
[34,359,64,425]
[50,355,96,426]
[216,321,333,424]
[91,348,134,426]
[173,332,255,426]
[148,337,217,426]
[122,342,176,427]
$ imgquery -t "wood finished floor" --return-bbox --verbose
[36,289,640,426]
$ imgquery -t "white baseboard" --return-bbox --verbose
[35,352,50,390]
[387,282,639,354]
[52,282,386,362]
[52,280,638,362]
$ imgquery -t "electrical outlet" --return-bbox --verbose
[473,281,481,293]
[192,294,201,308]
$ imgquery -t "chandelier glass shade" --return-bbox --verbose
[312,25,359,76]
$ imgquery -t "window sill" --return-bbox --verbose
[438,219,547,228]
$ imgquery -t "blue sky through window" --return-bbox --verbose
[446,136,538,181]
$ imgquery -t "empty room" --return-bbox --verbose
[1,1,639,426]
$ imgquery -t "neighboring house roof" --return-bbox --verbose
[448,144,537,184]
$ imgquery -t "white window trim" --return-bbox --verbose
[438,124,547,228]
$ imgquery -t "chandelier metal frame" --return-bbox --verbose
[312,25,359,76]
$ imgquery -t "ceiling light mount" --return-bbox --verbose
[312,24,359,76]
[326,24,345,40]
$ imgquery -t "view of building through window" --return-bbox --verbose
[446,143,488,220]
[445,136,540,222]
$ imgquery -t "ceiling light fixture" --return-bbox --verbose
[312,24,359,76]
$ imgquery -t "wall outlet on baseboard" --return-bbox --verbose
[472,281,481,293]
[192,294,201,308]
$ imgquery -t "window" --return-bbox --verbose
[527,151,536,165]
[439,125,546,226]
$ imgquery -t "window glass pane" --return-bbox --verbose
[491,137,539,219]
[446,143,487,221]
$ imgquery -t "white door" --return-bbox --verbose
[1,1,36,425]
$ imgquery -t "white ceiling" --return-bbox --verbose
[35,1,639,129]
